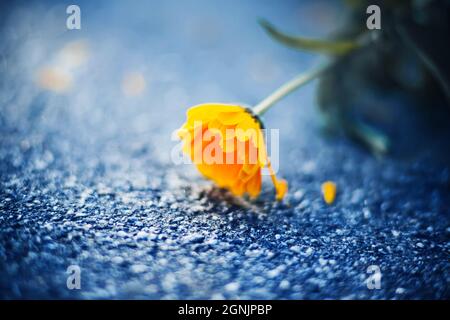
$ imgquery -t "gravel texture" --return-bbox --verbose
[0,0,449,299]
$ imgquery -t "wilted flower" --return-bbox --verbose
[178,103,287,200]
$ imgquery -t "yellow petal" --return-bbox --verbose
[267,161,288,201]
[245,171,262,198]
[238,163,259,183]
[217,111,247,125]
[187,103,243,120]
[275,179,288,201]
[235,116,259,142]
[321,181,337,204]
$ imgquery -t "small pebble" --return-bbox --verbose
[396,288,406,294]
[279,280,290,290]
[224,282,240,292]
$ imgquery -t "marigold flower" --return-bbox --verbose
[178,103,287,200]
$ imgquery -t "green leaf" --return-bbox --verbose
[259,19,360,55]
[345,119,390,155]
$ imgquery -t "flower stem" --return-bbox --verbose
[252,59,336,116]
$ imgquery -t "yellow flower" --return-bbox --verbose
[178,103,287,200]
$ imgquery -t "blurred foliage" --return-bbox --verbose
[262,0,450,162]
[259,19,360,55]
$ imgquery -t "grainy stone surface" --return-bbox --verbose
[0,0,449,299]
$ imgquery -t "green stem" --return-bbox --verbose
[252,59,335,116]
[251,29,380,116]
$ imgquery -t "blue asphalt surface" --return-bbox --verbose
[0,0,449,299]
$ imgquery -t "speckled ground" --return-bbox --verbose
[0,0,449,299]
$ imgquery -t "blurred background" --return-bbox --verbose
[0,0,449,299]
